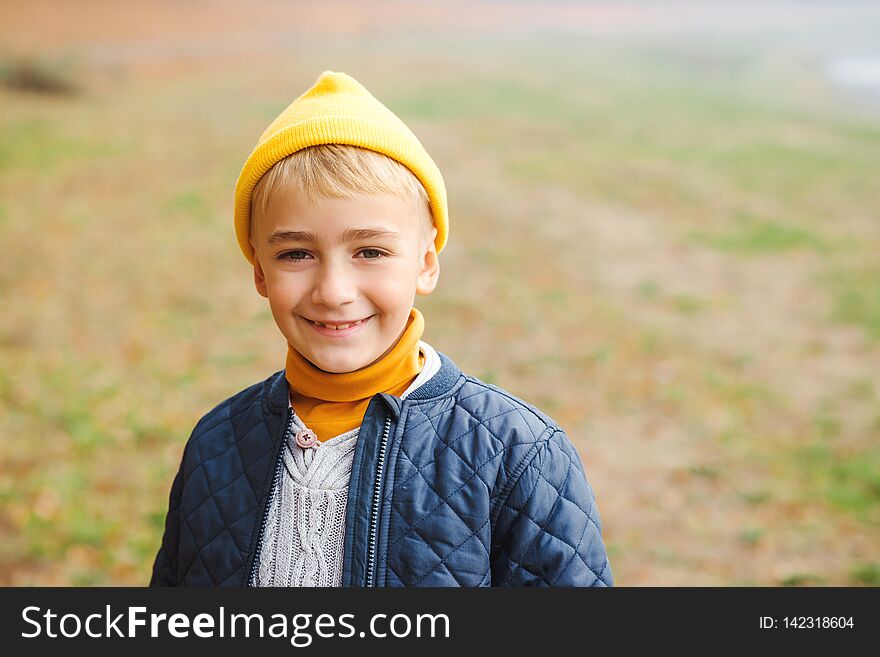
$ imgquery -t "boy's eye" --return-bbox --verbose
[358,248,385,259]
[279,250,311,261]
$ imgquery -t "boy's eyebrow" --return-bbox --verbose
[267,227,403,245]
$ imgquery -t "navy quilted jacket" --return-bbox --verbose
[150,351,613,587]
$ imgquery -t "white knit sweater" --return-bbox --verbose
[253,341,441,587]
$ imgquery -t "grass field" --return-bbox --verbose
[1,1,878,585]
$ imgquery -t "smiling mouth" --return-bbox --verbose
[304,316,372,330]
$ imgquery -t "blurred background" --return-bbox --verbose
[1,0,878,586]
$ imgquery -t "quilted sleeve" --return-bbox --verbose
[149,450,186,586]
[492,429,613,586]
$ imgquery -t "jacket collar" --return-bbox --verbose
[266,350,462,415]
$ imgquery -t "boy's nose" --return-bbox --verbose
[310,264,358,308]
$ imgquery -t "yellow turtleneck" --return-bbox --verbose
[285,307,426,442]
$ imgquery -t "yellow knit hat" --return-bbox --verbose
[233,70,448,264]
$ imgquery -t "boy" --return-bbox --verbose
[150,71,613,587]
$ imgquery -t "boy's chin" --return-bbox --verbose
[300,348,381,374]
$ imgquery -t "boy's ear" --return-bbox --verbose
[416,226,440,296]
[253,254,269,298]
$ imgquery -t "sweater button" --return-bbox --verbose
[295,428,318,449]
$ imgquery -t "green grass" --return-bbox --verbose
[781,573,826,587]
[161,189,213,224]
[687,217,832,254]
[797,443,880,521]
[813,405,843,440]
[849,562,880,586]
[636,279,663,300]
[671,294,706,315]
[687,464,721,481]
[823,265,880,341]
[739,528,764,546]
[385,77,564,122]
[0,116,127,173]
[741,490,772,506]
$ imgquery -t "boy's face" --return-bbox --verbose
[250,188,439,373]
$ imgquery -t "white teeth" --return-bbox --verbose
[312,318,366,329]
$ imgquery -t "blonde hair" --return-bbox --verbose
[250,144,435,251]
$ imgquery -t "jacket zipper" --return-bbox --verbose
[247,407,293,586]
[365,413,392,587]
